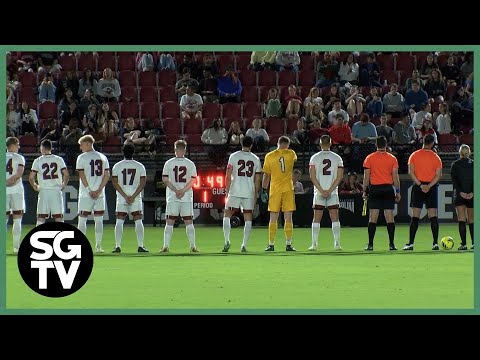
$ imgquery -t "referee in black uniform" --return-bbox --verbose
[450,144,474,250]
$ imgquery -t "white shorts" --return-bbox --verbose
[225,195,254,212]
[165,201,193,218]
[313,193,339,209]
[37,189,64,218]
[116,197,143,215]
[6,193,25,214]
[78,196,106,215]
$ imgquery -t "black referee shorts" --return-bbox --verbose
[454,192,474,208]
[368,184,395,210]
[410,183,438,209]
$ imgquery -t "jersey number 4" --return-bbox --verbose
[238,160,254,177]
[42,162,59,180]
[121,168,136,185]
[6,159,13,175]
[173,166,187,183]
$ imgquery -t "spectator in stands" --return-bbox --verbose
[177,53,199,80]
[265,88,282,118]
[175,67,199,100]
[291,118,309,148]
[122,117,157,153]
[323,83,344,113]
[315,52,339,88]
[227,120,244,147]
[180,85,203,120]
[250,51,276,71]
[304,87,323,122]
[392,113,416,145]
[197,53,218,80]
[82,104,98,136]
[338,53,359,85]
[275,51,300,72]
[6,82,15,104]
[19,100,38,136]
[366,88,383,118]
[217,65,242,104]
[143,118,166,154]
[452,86,471,109]
[412,102,432,130]
[201,118,228,167]
[345,85,366,117]
[78,88,100,119]
[405,80,428,112]
[308,119,329,149]
[424,69,446,98]
[16,52,37,73]
[416,116,437,144]
[327,98,349,125]
[136,52,155,72]
[78,69,98,98]
[98,102,119,139]
[121,117,140,140]
[198,68,218,103]
[351,113,377,144]
[60,118,82,168]
[60,102,81,128]
[435,102,452,134]
[465,72,474,97]
[6,100,19,136]
[37,52,60,75]
[460,52,473,83]
[329,113,352,146]
[38,72,57,103]
[360,53,381,87]
[40,118,62,144]
[59,88,78,115]
[245,118,269,151]
[293,169,305,194]
[376,113,393,145]
[419,54,439,82]
[97,68,121,102]
[339,171,363,195]
[57,70,79,101]
[442,55,461,85]
[158,53,176,71]
[284,85,302,119]
[382,83,405,117]
[405,69,423,92]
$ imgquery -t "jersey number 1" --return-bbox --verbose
[279,157,285,173]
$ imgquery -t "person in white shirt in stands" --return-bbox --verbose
[111,143,148,253]
[338,52,359,85]
[28,139,69,226]
[293,169,305,194]
[435,102,452,134]
[75,135,110,253]
[222,136,262,252]
[160,140,198,252]
[412,102,432,130]
[96,68,121,103]
[180,85,203,120]
[327,98,350,125]
[245,118,270,151]
[6,137,25,253]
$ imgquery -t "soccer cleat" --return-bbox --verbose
[190,247,199,252]
[222,242,231,253]
[403,244,413,251]
[95,246,104,253]
[241,246,247,252]
[365,245,373,251]
[159,247,169,253]
[458,244,468,251]
[432,244,439,251]
[13,248,18,254]
[112,247,121,253]
[389,244,397,251]
[308,245,317,251]
[335,245,342,251]
[471,244,475,250]
[265,245,275,252]
[138,246,149,253]
[286,245,296,251]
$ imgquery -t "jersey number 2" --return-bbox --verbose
[174,166,187,183]
[42,162,59,180]
[238,160,254,177]
[323,159,332,175]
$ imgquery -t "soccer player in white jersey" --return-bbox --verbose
[309,135,344,251]
[6,137,25,253]
[160,140,198,252]
[75,135,110,253]
[111,143,148,253]
[222,136,261,252]
[28,139,69,226]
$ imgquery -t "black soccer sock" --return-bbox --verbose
[409,217,419,245]
[387,223,395,246]
[368,222,377,247]
[430,216,439,245]
[469,223,474,245]
[459,221,467,246]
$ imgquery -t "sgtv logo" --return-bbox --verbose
[18,223,93,298]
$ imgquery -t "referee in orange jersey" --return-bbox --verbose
[362,136,401,250]
[403,134,443,250]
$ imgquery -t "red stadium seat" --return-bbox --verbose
[202,103,221,118]
[19,135,37,153]
[259,86,275,103]
[266,117,285,134]
[242,102,262,118]
[380,70,398,85]
[376,54,394,71]
[159,86,177,102]
[119,86,138,103]
[222,117,238,130]
[58,54,76,72]
[184,118,203,134]
[19,87,36,103]
[39,102,57,118]
[395,53,414,74]
[278,86,290,101]
[269,133,282,145]
[139,87,159,103]
[222,103,241,118]
[120,102,139,118]
[141,102,160,119]
[437,54,449,68]
[286,117,298,133]
[158,71,177,86]
[258,70,277,86]
[118,71,136,87]
[103,136,122,153]
[277,71,296,86]
[459,134,473,146]
[241,86,259,102]
[162,118,182,135]
[445,85,457,101]
[244,117,259,129]
[138,72,157,87]
[97,55,116,73]
[235,54,251,72]
[162,102,180,118]
[117,53,136,71]
[18,71,36,87]
[437,133,458,152]
[139,118,161,129]
[297,70,315,87]
[297,86,310,99]
[77,53,95,72]
[238,69,256,86]
[216,55,235,74]
[184,133,202,145]
[300,54,315,71]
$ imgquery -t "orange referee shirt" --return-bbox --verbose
[363,151,399,185]
[408,148,442,183]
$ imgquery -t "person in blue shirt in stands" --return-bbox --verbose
[217,65,242,104]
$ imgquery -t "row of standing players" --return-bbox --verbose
[5,132,474,253]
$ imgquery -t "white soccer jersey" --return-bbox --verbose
[6,152,25,195]
[227,150,262,198]
[31,154,67,190]
[162,157,197,203]
[76,150,110,198]
[112,159,147,197]
[309,150,344,196]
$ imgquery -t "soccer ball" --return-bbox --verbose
[441,236,454,250]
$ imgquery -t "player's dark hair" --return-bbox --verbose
[278,136,290,145]
[6,136,19,148]
[320,135,331,145]
[423,133,435,146]
[41,139,52,150]
[123,143,135,159]
[376,136,387,149]
[242,135,253,148]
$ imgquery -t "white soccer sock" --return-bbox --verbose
[223,217,231,245]
[312,222,320,246]
[242,221,252,248]
[186,224,196,248]
[332,221,341,246]
[13,218,22,250]
[164,224,173,248]
[94,216,104,247]
[135,219,144,247]
[36,218,45,227]
[78,216,87,235]
[115,219,125,248]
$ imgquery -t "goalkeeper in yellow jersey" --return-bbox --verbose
[261,136,297,251]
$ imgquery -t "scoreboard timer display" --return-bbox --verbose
[192,171,226,209]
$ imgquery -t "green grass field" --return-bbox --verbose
[6,224,473,310]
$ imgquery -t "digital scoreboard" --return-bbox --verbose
[192,171,226,209]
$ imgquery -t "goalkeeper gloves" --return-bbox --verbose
[259,188,269,204]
